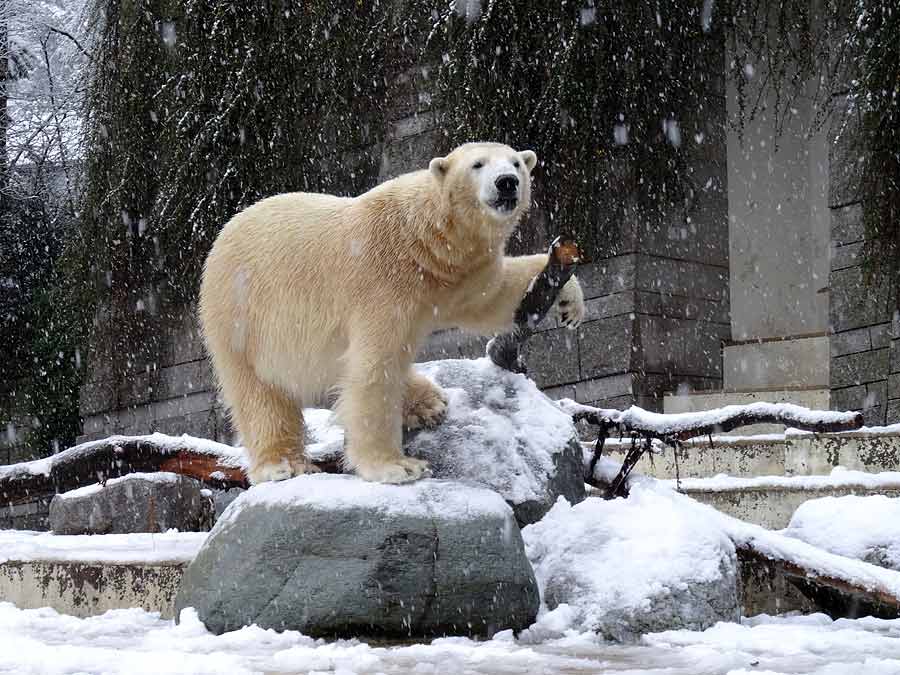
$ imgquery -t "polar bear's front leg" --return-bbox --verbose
[403,370,448,430]
[337,348,430,483]
[555,275,586,329]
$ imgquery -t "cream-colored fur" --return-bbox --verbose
[199,142,585,484]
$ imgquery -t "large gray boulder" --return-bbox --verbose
[176,473,540,637]
[522,488,741,642]
[49,472,213,535]
[305,358,585,526]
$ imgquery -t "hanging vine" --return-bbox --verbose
[74,0,900,408]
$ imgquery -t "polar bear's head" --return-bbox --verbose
[429,142,537,224]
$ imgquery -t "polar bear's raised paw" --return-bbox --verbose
[556,275,586,329]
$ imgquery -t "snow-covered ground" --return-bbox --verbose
[0,602,899,675]
[4,476,900,673]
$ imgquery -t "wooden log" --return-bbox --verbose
[0,436,252,507]
[487,236,584,373]
[737,545,900,619]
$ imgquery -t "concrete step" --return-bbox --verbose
[676,476,900,529]
[0,560,184,618]
[0,531,203,619]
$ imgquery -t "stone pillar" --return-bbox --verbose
[722,18,832,395]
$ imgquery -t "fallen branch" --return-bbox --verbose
[486,236,584,373]
[560,399,865,440]
[563,399,865,498]
[0,433,353,509]
[0,435,250,508]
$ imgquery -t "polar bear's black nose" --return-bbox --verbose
[495,174,519,195]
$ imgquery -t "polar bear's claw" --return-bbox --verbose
[404,386,449,430]
[556,275,586,329]
[247,458,295,485]
[247,453,319,485]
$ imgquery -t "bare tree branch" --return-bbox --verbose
[46,25,90,60]
[562,398,865,498]
[559,399,865,441]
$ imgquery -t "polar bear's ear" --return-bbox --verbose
[429,157,449,180]
[520,150,538,172]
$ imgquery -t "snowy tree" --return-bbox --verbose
[0,0,88,458]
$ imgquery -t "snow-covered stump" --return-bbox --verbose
[175,474,540,638]
[49,473,214,535]
[306,358,586,526]
[522,489,741,642]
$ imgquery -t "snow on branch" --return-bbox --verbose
[557,399,865,440]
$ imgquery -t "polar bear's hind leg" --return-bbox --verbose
[219,356,314,484]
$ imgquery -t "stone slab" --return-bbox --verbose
[831,348,890,388]
[724,337,830,390]
[577,315,634,379]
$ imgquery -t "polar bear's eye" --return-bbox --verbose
[513,160,521,168]
[472,161,484,170]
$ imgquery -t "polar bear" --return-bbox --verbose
[199,142,585,484]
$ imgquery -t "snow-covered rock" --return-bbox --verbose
[210,487,245,520]
[306,358,586,526]
[49,472,214,535]
[521,488,741,642]
[175,473,539,638]
[784,495,900,572]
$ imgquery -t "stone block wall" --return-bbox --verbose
[890,316,900,423]
[828,94,899,425]
[419,135,731,413]
[78,308,225,444]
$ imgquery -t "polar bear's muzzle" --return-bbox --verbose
[492,173,519,213]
